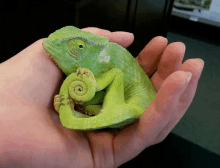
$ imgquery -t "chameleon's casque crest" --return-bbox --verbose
[48,26,109,46]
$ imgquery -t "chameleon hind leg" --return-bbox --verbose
[95,68,125,107]
[90,68,138,127]
[95,68,138,129]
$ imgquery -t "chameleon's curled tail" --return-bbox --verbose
[67,72,96,103]
[57,69,101,116]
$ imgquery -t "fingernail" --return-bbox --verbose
[115,31,133,36]
[127,32,134,38]
[164,38,168,45]
[196,58,204,68]
[183,43,186,53]
[186,72,192,82]
[128,32,134,35]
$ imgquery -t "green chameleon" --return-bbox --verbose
[42,26,156,131]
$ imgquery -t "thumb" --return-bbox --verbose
[0,39,63,106]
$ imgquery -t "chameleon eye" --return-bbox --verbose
[68,38,86,57]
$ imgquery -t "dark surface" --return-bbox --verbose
[0,0,174,62]
[119,133,220,168]
[1,0,76,63]
[168,15,220,45]
[129,0,174,56]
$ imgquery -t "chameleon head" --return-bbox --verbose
[42,26,109,75]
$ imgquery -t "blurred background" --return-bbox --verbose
[0,0,220,167]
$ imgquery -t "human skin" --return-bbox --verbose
[0,27,204,168]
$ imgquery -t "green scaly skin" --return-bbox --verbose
[42,26,156,131]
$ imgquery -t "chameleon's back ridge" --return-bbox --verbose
[43,26,156,130]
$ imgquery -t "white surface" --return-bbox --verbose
[172,0,220,27]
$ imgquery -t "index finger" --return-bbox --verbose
[136,36,168,77]
[82,27,134,48]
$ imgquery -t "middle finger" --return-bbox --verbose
[151,42,186,91]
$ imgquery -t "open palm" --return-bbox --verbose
[0,27,204,168]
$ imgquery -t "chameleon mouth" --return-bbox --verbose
[43,40,58,62]
[43,39,61,61]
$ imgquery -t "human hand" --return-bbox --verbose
[0,27,204,168]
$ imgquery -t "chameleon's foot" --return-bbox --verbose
[58,95,93,117]
[74,100,84,105]
[77,68,91,79]
[54,94,76,113]
[76,68,97,88]
[69,98,75,111]
[77,67,89,75]
[54,94,61,112]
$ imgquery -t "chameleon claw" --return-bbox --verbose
[76,68,97,89]
[69,98,75,111]
[55,95,86,114]
[77,68,91,78]
[54,94,61,112]
[74,100,84,105]
[54,95,72,112]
